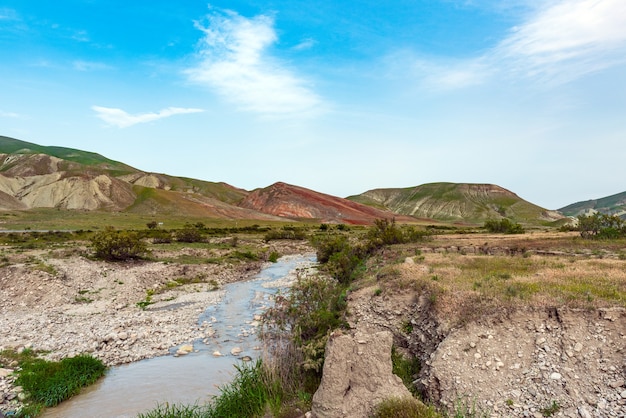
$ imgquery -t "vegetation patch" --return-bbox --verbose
[0,349,106,416]
[483,218,524,234]
[90,227,149,261]
[370,397,441,418]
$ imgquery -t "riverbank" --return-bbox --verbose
[0,238,312,414]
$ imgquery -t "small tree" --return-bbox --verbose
[578,213,625,239]
[146,221,158,230]
[90,227,148,261]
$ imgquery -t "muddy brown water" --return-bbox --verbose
[42,255,316,418]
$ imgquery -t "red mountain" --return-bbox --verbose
[238,182,415,225]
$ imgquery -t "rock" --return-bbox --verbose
[578,406,592,418]
[212,351,222,357]
[230,347,243,356]
[620,390,626,399]
[573,342,583,352]
[311,330,414,418]
[609,379,625,389]
[550,372,562,380]
[176,344,193,355]
[0,368,13,378]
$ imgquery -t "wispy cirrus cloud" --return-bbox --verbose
[412,0,626,89]
[0,110,22,118]
[92,106,204,128]
[495,0,626,83]
[185,10,324,117]
[73,60,112,72]
[0,7,18,20]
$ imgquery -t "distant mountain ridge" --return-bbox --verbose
[0,135,571,225]
[347,183,564,225]
[559,191,626,219]
[0,136,271,219]
[0,136,405,224]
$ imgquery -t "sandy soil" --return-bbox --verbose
[0,239,312,414]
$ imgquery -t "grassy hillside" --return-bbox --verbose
[0,135,135,173]
[0,136,249,216]
[347,182,562,225]
[559,191,626,219]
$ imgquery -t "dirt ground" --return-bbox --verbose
[0,237,312,414]
[348,232,626,417]
[2,232,625,417]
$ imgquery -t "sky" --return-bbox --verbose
[1,0,625,210]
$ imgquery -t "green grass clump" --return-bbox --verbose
[15,354,106,408]
[138,360,282,418]
[370,397,441,418]
[391,347,420,396]
[136,403,207,418]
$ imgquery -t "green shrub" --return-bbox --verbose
[483,218,525,234]
[263,275,348,389]
[90,227,148,261]
[577,213,626,239]
[176,226,203,243]
[264,227,307,241]
[366,219,431,251]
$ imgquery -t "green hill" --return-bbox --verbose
[559,191,626,219]
[0,135,250,217]
[347,182,564,226]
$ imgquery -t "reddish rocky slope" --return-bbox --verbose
[239,182,416,225]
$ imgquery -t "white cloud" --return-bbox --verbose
[92,106,204,128]
[412,0,626,89]
[73,60,112,71]
[292,38,317,51]
[0,8,18,20]
[0,110,21,118]
[185,10,323,117]
[495,0,626,83]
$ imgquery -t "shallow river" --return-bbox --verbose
[42,254,316,418]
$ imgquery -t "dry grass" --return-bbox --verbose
[373,232,626,326]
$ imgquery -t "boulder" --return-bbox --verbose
[311,330,412,418]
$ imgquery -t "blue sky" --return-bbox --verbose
[1,0,625,210]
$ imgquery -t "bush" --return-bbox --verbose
[366,219,431,251]
[312,234,367,284]
[263,275,348,389]
[176,226,203,243]
[577,213,626,239]
[90,227,148,261]
[483,218,525,234]
[264,227,307,241]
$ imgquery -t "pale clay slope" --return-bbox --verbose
[0,173,135,210]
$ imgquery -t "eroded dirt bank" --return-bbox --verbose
[349,257,626,418]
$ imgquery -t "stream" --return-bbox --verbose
[42,254,316,418]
